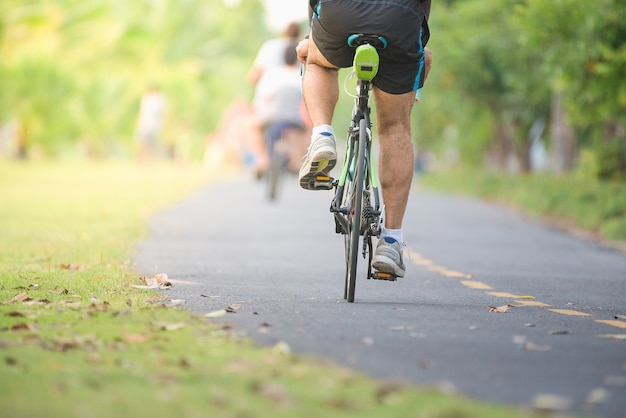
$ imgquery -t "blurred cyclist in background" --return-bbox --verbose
[246,22,303,178]
[253,41,311,175]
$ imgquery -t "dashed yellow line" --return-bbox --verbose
[547,309,592,317]
[406,248,626,331]
[595,320,626,329]
[486,292,523,298]
[460,280,492,290]
[514,300,551,307]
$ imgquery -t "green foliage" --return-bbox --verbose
[0,0,271,159]
[412,0,625,180]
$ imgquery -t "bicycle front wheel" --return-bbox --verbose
[344,119,367,302]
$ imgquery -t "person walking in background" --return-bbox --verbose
[297,0,432,278]
[246,22,303,178]
[135,85,167,162]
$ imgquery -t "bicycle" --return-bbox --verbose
[264,122,291,201]
[311,34,397,303]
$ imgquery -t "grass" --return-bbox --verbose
[418,166,626,244]
[0,160,564,418]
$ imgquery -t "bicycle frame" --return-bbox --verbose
[331,80,381,237]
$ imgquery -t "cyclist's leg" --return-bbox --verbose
[302,38,339,128]
[298,38,340,189]
[373,88,415,231]
[370,88,414,278]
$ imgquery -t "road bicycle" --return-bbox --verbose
[264,122,291,201]
[311,34,397,302]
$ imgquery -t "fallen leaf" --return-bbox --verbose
[60,263,86,270]
[5,292,30,304]
[11,323,38,332]
[50,287,70,295]
[226,301,244,313]
[28,284,39,290]
[488,304,512,313]
[132,273,172,290]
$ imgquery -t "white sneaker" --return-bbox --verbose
[372,237,406,277]
[298,132,337,190]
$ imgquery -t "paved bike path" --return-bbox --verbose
[134,173,626,418]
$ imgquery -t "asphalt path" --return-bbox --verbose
[134,171,626,418]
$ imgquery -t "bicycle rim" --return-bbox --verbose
[345,119,367,302]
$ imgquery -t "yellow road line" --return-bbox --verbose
[547,309,592,317]
[460,280,492,290]
[595,320,626,329]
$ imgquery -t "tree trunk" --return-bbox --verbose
[484,119,518,172]
[549,91,576,173]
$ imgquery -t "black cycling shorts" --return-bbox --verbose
[311,0,430,94]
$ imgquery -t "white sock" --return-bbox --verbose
[381,227,403,244]
[312,125,334,140]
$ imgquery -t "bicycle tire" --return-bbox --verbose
[345,118,367,302]
[267,158,280,201]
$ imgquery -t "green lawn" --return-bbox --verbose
[0,161,566,418]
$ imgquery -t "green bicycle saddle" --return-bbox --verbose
[353,44,379,81]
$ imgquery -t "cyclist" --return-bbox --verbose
[297,0,432,278]
[246,22,302,178]
[253,41,310,174]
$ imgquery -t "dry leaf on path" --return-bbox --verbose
[488,304,512,313]
[226,301,244,313]
[132,273,172,290]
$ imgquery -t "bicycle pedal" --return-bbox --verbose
[313,175,333,190]
[371,271,397,281]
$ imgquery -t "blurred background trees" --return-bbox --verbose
[0,0,268,159]
[419,0,626,181]
[1,0,624,182]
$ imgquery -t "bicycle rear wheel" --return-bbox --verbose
[344,119,367,302]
